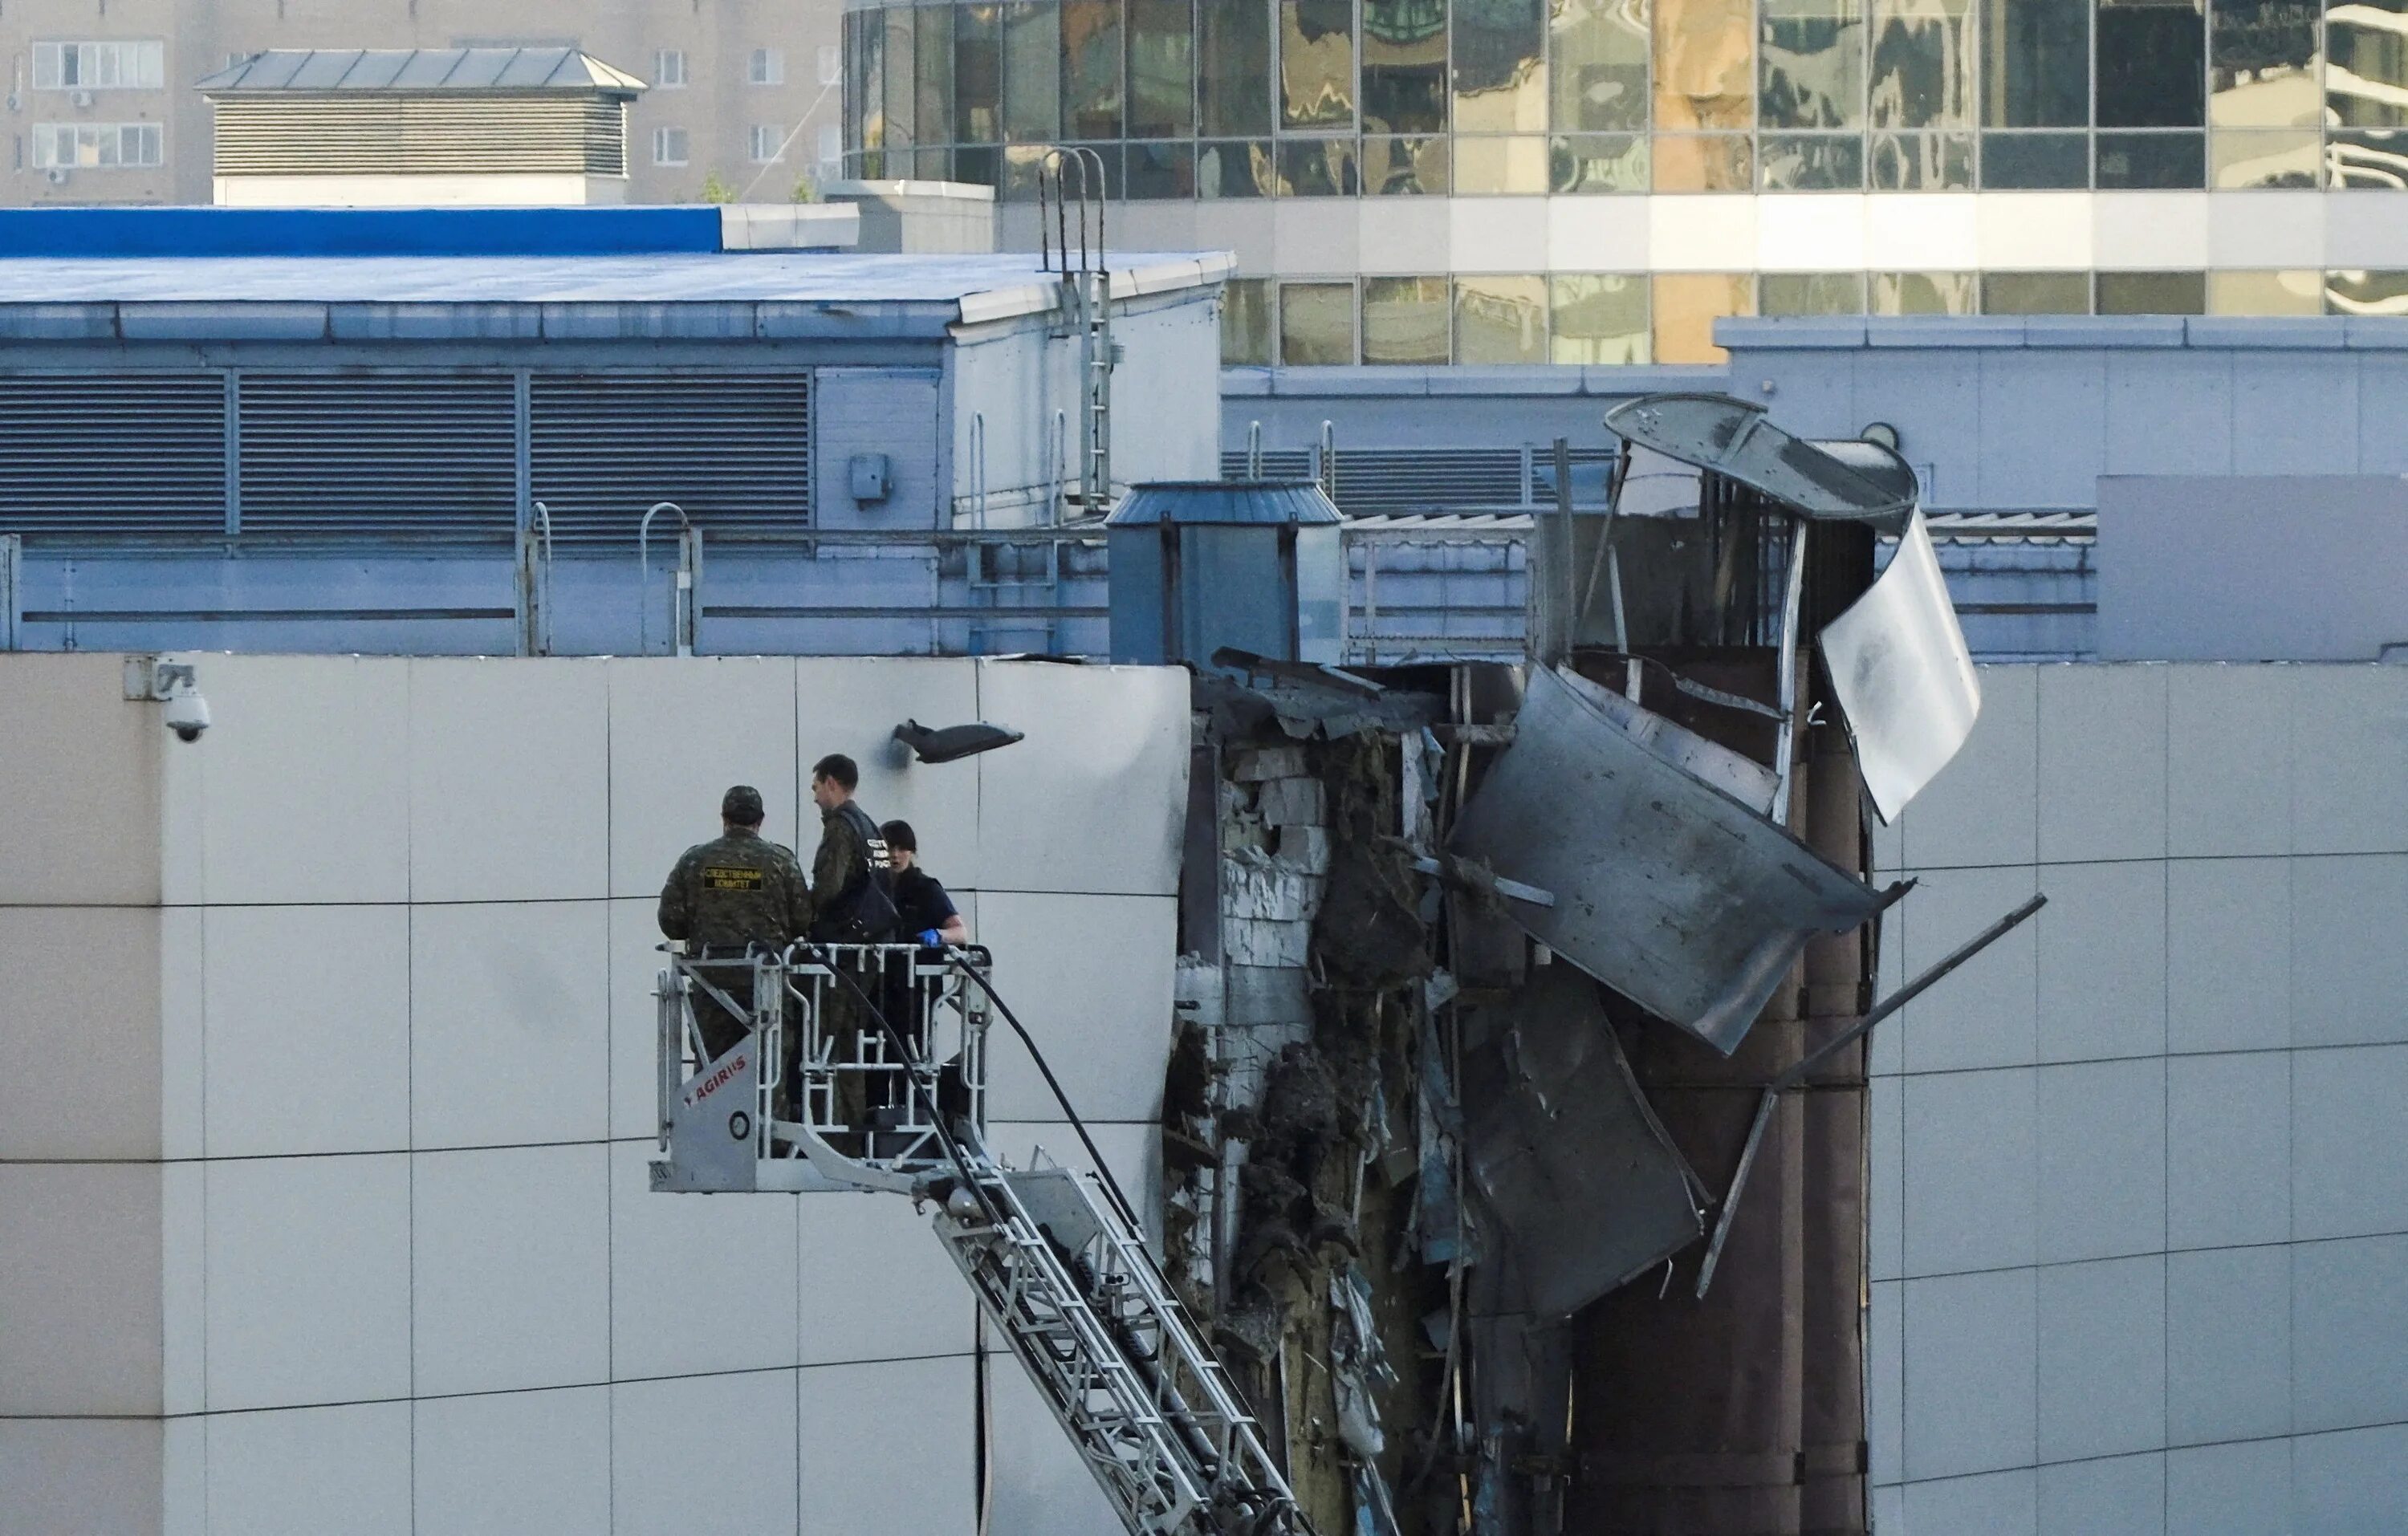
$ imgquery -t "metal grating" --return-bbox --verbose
[0,375,226,535]
[1222,445,1621,516]
[236,372,517,535]
[531,372,812,542]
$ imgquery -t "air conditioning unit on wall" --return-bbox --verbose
[45,168,69,185]
[70,88,93,108]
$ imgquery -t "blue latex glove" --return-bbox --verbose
[917,929,945,948]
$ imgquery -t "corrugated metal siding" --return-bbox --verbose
[236,372,517,534]
[0,374,226,535]
[531,372,813,542]
[211,94,623,175]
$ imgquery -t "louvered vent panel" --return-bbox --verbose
[212,95,614,174]
[0,375,225,535]
[531,373,811,543]
[1327,448,1527,514]
[236,373,517,535]
[1217,450,1314,482]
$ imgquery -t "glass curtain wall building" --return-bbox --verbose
[841,0,2408,364]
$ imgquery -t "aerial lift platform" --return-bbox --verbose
[651,941,1310,1536]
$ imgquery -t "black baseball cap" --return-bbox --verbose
[722,784,766,823]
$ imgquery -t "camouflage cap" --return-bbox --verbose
[721,784,766,823]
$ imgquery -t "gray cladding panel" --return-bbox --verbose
[811,368,941,531]
[2097,475,2408,661]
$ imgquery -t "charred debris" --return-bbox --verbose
[1149,396,2035,1536]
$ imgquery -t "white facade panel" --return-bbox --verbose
[0,905,162,1160]
[203,1153,413,1412]
[2092,192,2211,270]
[2034,1059,2166,1266]
[1864,193,1981,272]
[796,656,985,887]
[0,1161,162,1416]
[1754,194,1868,272]
[407,657,610,904]
[2035,1256,2166,1463]
[1545,196,1649,272]
[1898,664,2036,870]
[609,1369,801,1536]
[411,1144,612,1398]
[189,656,412,906]
[2166,664,2292,859]
[1902,1266,2040,1480]
[205,1401,414,1536]
[2033,860,2166,1064]
[413,1386,613,1536]
[0,1418,165,1536]
[972,660,1188,898]
[1897,864,2042,1073]
[1361,197,1454,274]
[796,1355,978,1535]
[795,1185,978,1366]
[1448,197,1550,274]
[1646,194,1756,271]
[2036,663,2167,864]
[1972,192,2094,271]
[608,657,803,898]
[608,1140,801,1381]
[1902,1067,2038,1277]
[203,904,411,1159]
[0,653,161,905]
[409,900,611,1149]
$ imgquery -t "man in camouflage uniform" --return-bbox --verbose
[807,754,897,1145]
[657,785,813,1064]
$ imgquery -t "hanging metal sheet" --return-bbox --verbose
[1449,665,1897,1054]
[1603,393,1916,532]
[1460,964,1702,1319]
[1819,509,1982,824]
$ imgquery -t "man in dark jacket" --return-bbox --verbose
[807,754,896,1147]
[657,784,812,1062]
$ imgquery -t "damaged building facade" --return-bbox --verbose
[1119,397,2024,1536]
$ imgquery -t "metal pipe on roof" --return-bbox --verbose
[637,500,688,656]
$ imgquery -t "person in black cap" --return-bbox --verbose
[884,820,968,949]
[657,784,813,1063]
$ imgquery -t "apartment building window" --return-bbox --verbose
[750,47,784,85]
[653,50,687,87]
[33,40,166,91]
[653,127,689,165]
[750,124,787,162]
[33,122,165,168]
[818,43,843,86]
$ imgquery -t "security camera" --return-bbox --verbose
[163,680,211,742]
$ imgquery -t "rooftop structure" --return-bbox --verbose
[198,47,650,206]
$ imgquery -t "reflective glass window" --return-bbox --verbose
[2210,0,2318,128]
[1200,140,1279,194]
[1457,0,1549,131]
[1552,132,1651,188]
[1283,0,1359,128]
[1981,271,2089,311]
[2097,130,2204,185]
[1760,132,1867,185]
[1656,0,1756,129]
[2097,0,2204,128]
[1365,134,1454,189]
[1979,0,2087,126]
[954,144,1003,186]
[1652,272,1753,362]
[917,147,958,179]
[1224,278,1277,363]
[884,9,917,148]
[1365,0,1450,133]
[958,6,1004,142]
[1763,0,1866,128]
[2328,2,2408,128]
[1455,274,1549,361]
[1871,270,1977,311]
[2211,125,2320,183]
[1064,0,1123,137]
[1364,276,1454,363]
[2326,269,2408,313]
[1653,132,1755,187]
[2329,129,2408,185]
[1455,133,1552,189]
[1980,129,2087,185]
[1129,140,1199,194]
[1552,0,1650,132]
[1279,137,1362,193]
[1870,0,1973,128]
[1202,0,1275,135]
[855,15,885,149]
[1869,130,1975,184]
[917,6,957,146]
[1282,280,1360,363]
[1759,271,1869,313]
[2207,269,2321,313]
[1129,0,1197,136]
[1003,2,1063,140]
[2097,270,2207,312]
[1548,274,1651,362]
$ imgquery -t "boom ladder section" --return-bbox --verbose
[650,944,1309,1536]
